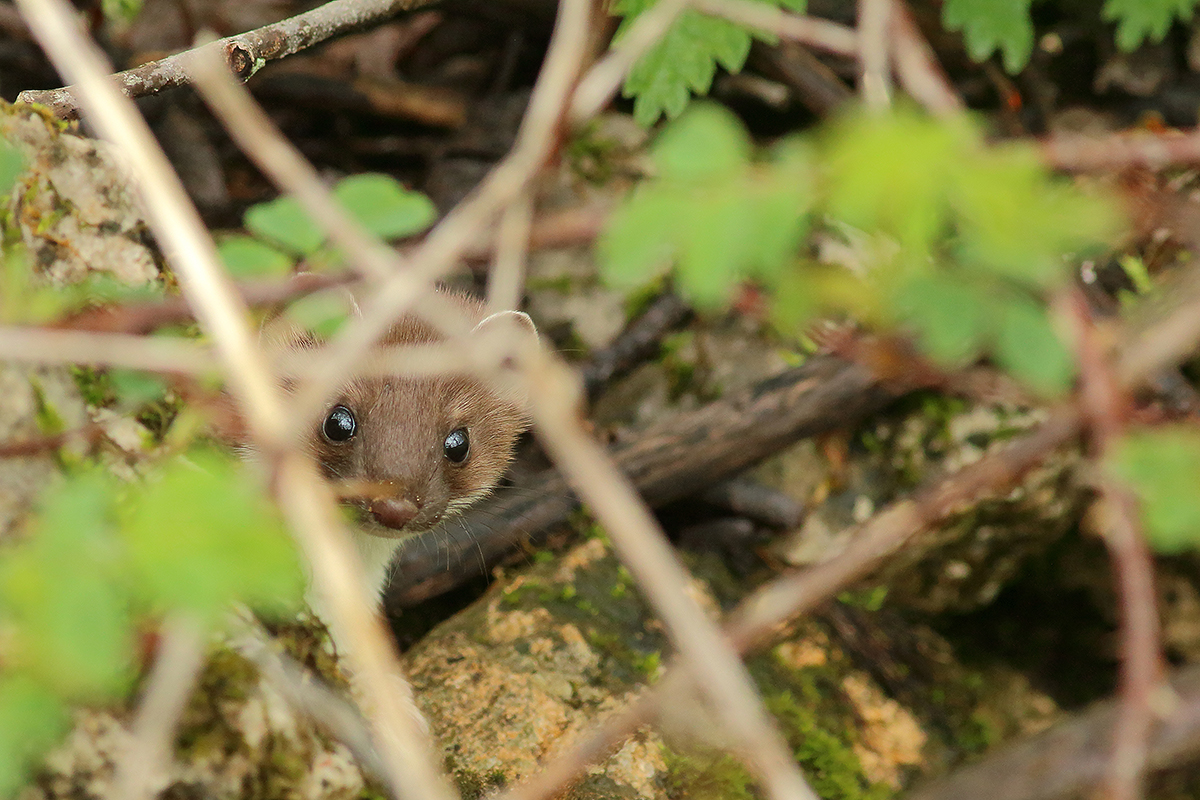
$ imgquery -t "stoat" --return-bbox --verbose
[276,292,536,606]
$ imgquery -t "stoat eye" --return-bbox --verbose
[443,428,470,464]
[323,405,357,442]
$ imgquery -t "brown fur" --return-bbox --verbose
[301,294,532,540]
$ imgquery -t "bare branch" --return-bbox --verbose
[857,0,892,109]
[1043,128,1200,172]
[890,0,963,115]
[485,193,534,315]
[1066,289,1164,800]
[290,0,594,428]
[16,0,434,119]
[0,326,218,374]
[113,617,206,800]
[523,350,821,800]
[692,0,858,57]
[12,2,459,799]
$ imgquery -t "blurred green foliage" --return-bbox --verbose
[1110,428,1200,553]
[598,104,1115,396]
[0,454,303,794]
[234,172,435,268]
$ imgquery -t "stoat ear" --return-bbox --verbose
[471,310,538,355]
[471,310,538,407]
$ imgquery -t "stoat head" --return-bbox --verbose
[272,296,537,539]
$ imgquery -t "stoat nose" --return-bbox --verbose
[369,497,420,530]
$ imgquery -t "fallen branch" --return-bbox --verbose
[16,0,434,119]
[904,665,1200,800]
[388,354,896,606]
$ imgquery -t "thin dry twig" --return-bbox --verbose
[12,3,458,799]
[291,0,594,428]
[692,0,858,56]
[113,617,206,800]
[1043,128,1200,172]
[0,326,218,374]
[889,0,962,115]
[17,0,435,119]
[1066,289,1164,800]
[486,193,534,315]
[523,351,821,800]
[857,0,892,110]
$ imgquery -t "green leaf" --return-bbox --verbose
[217,235,295,278]
[244,196,324,257]
[993,293,1075,396]
[824,109,976,254]
[676,189,757,308]
[745,139,813,281]
[285,289,355,339]
[1103,0,1198,51]
[121,450,303,622]
[1110,428,1200,552]
[0,139,25,197]
[333,173,437,240]
[598,107,813,307]
[0,675,69,798]
[0,473,134,698]
[942,0,1035,73]
[597,184,681,289]
[894,273,991,365]
[651,103,751,180]
[952,145,1119,287]
[616,0,805,126]
[109,369,168,409]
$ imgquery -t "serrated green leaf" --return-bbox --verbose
[652,103,751,180]
[244,196,324,257]
[0,473,134,698]
[993,293,1074,396]
[942,0,1035,73]
[333,173,437,240]
[1110,427,1200,552]
[121,450,303,622]
[894,273,991,365]
[217,235,295,278]
[0,139,25,197]
[0,675,69,798]
[1103,0,1197,51]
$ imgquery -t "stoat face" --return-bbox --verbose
[310,363,529,538]
[278,296,536,540]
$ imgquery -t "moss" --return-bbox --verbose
[663,749,758,800]
[446,756,507,800]
[70,365,113,407]
[764,691,891,800]
[28,377,66,436]
[175,648,258,758]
